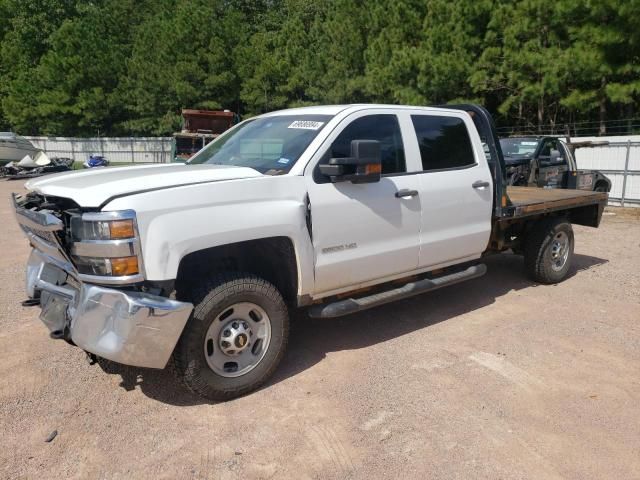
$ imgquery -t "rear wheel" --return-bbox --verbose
[594,182,608,192]
[524,217,574,284]
[173,273,289,401]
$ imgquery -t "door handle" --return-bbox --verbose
[472,180,490,189]
[395,189,419,198]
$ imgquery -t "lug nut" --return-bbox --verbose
[223,329,230,337]
[232,322,239,329]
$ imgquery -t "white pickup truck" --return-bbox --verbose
[13,104,607,400]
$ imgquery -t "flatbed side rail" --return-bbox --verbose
[500,186,607,227]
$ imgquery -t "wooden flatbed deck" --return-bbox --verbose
[506,186,607,216]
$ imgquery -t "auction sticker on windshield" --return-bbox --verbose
[288,120,324,130]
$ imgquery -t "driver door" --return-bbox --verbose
[305,112,421,295]
[537,138,569,188]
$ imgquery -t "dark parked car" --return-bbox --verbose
[499,136,611,192]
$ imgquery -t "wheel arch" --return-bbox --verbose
[523,215,574,284]
[594,177,611,192]
[175,236,300,306]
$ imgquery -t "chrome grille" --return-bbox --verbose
[13,193,70,267]
[23,226,59,245]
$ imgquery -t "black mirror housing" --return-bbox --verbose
[351,139,380,164]
[319,139,382,183]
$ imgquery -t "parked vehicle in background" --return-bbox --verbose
[83,155,109,168]
[2,152,73,179]
[499,136,611,192]
[0,132,38,164]
[12,104,607,401]
[173,109,237,160]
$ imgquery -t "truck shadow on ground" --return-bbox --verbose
[99,252,607,406]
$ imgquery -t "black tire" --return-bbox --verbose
[173,273,289,401]
[594,183,608,192]
[524,217,574,284]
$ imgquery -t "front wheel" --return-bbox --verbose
[524,217,574,284]
[173,273,289,401]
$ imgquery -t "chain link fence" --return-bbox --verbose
[496,118,640,138]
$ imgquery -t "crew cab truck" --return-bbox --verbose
[12,104,607,401]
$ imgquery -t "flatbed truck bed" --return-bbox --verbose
[487,186,607,253]
[506,186,607,217]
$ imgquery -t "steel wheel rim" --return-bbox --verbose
[550,231,570,272]
[203,302,272,378]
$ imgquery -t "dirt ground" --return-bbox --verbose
[1,179,639,480]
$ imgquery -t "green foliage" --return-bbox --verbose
[0,0,78,132]
[417,0,491,105]
[0,0,638,135]
[472,1,572,128]
[560,0,640,131]
[362,0,422,104]
[120,0,246,134]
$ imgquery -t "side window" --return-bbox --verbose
[411,115,475,171]
[327,114,406,175]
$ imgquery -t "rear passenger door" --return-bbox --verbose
[407,113,493,269]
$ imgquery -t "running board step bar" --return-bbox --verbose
[308,264,487,318]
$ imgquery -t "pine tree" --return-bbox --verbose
[471,0,572,132]
[560,0,640,133]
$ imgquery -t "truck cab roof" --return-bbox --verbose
[261,104,469,117]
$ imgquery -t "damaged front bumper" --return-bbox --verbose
[27,249,193,369]
[14,192,193,369]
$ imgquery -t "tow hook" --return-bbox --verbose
[85,352,98,365]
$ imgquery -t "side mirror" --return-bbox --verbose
[319,140,381,184]
[550,149,564,164]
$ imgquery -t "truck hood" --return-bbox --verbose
[24,163,263,207]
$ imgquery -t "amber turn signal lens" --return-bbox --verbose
[109,219,135,239]
[365,163,382,175]
[110,256,139,276]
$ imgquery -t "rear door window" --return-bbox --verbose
[411,115,476,171]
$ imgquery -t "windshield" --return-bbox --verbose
[188,114,333,174]
[500,138,540,158]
